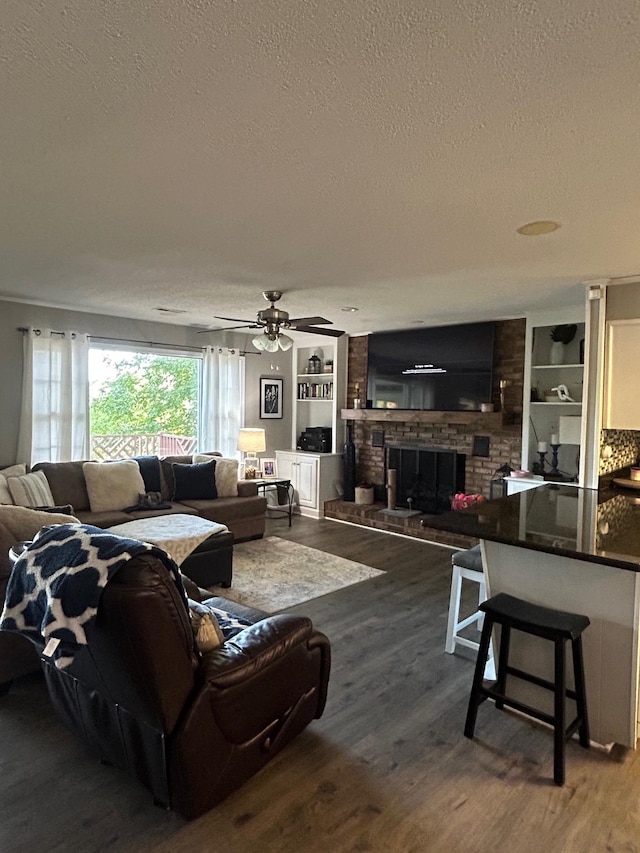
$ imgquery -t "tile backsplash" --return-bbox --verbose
[600,429,640,477]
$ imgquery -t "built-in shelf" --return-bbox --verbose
[297,377,334,402]
[341,408,510,426]
[530,402,583,407]
[522,315,586,483]
[292,337,346,454]
[532,363,584,370]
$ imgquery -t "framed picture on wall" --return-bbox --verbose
[260,377,283,419]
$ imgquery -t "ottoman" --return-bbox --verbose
[107,515,234,589]
[181,530,233,588]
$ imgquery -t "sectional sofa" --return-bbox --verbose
[31,453,267,543]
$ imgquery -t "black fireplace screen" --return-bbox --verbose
[387,446,465,514]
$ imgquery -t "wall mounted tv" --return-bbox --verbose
[366,322,495,412]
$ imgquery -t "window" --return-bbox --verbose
[89,346,201,460]
[19,332,244,465]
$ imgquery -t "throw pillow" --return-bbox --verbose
[172,460,218,501]
[83,460,146,513]
[0,463,28,505]
[189,604,225,652]
[131,455,162,493]
[7,470,55,508]
[188,599,252,645]
[193,453,238,497]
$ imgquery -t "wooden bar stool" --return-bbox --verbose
[464,592,590,786]
[445,544,495,679]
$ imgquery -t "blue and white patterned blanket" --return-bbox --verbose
[0,523,186,670]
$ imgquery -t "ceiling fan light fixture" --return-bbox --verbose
[218,292,345,345]
[278,333,294,351]
[252,333,268,351]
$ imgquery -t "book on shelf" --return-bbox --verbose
[297,381,333,400]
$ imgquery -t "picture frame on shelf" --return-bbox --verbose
[260,377,283,419]
[261,458,277,478]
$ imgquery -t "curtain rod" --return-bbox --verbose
[17,327,258,356]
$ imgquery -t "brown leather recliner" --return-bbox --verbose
[39,552,331,819]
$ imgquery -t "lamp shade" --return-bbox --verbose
[278,333,294,351]
[237,428,266,454]
[252,331,279,352]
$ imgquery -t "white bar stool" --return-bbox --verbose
[445,544,495,680]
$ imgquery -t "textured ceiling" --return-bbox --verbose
[2,0,640,335]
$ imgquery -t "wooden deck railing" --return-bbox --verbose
[90,433,197,460]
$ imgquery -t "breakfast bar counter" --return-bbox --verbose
[427,484,640,747]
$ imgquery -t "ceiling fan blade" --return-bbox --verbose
[288,316,332,327]
[214,314,257,324]
[197,323,259,333]
[293,325,345,337]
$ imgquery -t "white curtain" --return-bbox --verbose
[17,328,89,465]
[200,346,245,457]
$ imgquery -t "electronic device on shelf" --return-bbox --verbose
[297,426,332,453]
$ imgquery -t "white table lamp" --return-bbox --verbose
[559,415,582,480]
[237,428,266,479]
[558,416,582,445]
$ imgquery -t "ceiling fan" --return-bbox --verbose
[202,291,345,352]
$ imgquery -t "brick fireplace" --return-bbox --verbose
[324,319,526,545]
[387,445,465,514]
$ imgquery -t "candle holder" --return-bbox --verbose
[499,379,508,412]
[549,443,561,478]
[537,450,547,472]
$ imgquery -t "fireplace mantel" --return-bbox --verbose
[341,408,511,427]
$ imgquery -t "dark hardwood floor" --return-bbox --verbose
[2,515,640,852]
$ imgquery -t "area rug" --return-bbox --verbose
[212,536,383,611]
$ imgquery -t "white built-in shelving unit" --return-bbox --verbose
[275,333,347,518]
[521,311,587,484]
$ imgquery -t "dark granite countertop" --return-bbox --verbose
[425,483,640,572]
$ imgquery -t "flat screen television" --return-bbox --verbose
[366,322,495,412]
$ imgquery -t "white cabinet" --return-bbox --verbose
[604,319,640,430]
[277,452,317,507]
[291,334,347,454]
[521,314,586,483]
[276,450,343,518]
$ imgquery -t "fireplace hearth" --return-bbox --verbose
[387,445,465,514]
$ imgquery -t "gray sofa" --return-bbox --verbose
[32,453,266,543]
